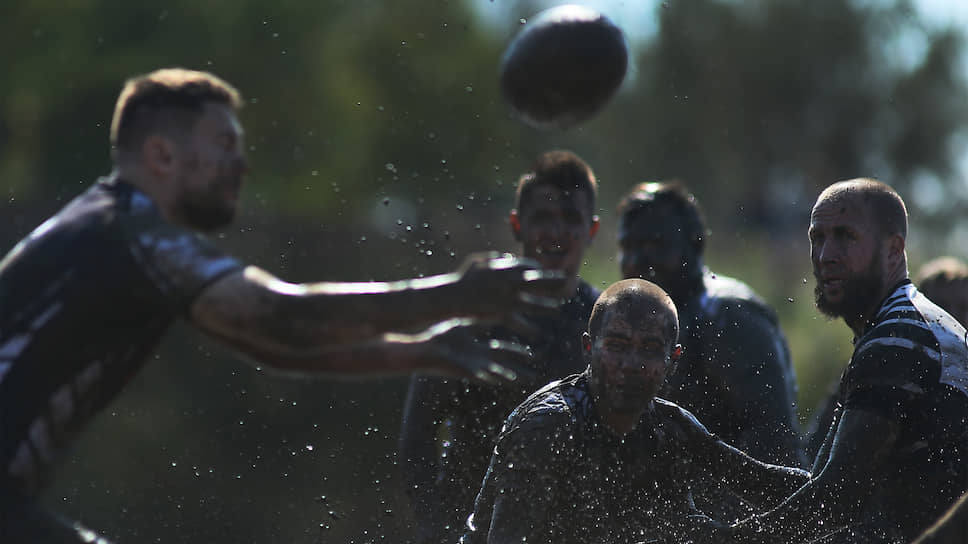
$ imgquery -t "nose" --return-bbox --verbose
[620,249,650,278]
[814,238,839,266]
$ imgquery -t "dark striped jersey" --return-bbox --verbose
[833,280,968,539]
[0,176,243,495]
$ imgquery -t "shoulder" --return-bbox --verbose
[847,285,950,394]
[703,273,777,325]
[502,377,583,440]
[654,397,713,440]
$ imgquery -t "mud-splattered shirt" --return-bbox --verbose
[0,176,242,495]
[820,280,968,540]
[461,372,809,544]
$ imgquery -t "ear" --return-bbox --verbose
[142,134,177,178]
[886,233,905,265]
[671,343,683,362]
[510,209,522,241]
[588,215,600,241]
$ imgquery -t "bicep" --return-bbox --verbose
[816,407,899,482]
[189,266,288,355]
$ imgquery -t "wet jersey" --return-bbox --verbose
[399,281,598,543]
[461,373,809,544]
[0,177,243,495]
[663,271,802,467]
[822,280,968,540]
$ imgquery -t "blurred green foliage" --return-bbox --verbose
[0,0,966,542]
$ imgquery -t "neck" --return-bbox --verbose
[604,411,644,435]
[594,398,650,436]
[845,268,909,336]
[113,163,178,225]
[668,262,705,308]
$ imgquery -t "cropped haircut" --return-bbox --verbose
[817,178,908,240]
[110,68,243,156]
[587,279,679,345]
[617,180,707,255]
[515,150,598,216]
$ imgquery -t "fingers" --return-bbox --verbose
[516,291,565,315]
[461,339,538,385]
[522,268,566,283]
[504,312,542,339]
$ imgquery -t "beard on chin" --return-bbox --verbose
[177,192,236,232]
[814,263,884,322]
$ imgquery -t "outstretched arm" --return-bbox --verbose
[196,316,532,382]
[189,252,561,377]
[730,408,899,543]
[680,408,810,511]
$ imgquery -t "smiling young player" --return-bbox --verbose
[399,150,601,544]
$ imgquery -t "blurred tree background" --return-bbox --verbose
[1,0,966,541]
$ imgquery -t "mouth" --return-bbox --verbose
[820,277,844,290]
[535,245,570,260]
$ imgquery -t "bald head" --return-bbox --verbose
[588,279,679,344]
[814,178,908,240]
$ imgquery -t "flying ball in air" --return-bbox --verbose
[499,4,629,130]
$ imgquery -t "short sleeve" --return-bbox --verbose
[121,192,243,312]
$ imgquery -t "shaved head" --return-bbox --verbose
[814,178,907,240]
[588,279,678,344]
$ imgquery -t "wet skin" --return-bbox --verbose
[172,102,248,231]
[585,305,678,435]
[512,185,598,295]
[808,196,886,330]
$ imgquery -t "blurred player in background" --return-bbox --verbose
[399,150,600,544]
[616,180,803,522]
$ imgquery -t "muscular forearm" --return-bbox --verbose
[221,331,449,377]
[702,438,810,510]
[244,266,467,347]
[733,408,897,543]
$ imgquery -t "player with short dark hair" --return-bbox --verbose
[616,181,803,520]
[0,68,566,543]
[399,150,601,544]
[460,279,810,544]
[730,178,968,543]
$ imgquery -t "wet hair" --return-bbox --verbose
[110,68,243,157]
[515,150,598,216]
[816,178,908,240]
[916,256,968,302]
[616,180,707,256]
[588,279,679,344]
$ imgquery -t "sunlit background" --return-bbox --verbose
[2,0,967,541]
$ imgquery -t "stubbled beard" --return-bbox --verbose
[175,175,238,232]
[814,254,884,322]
